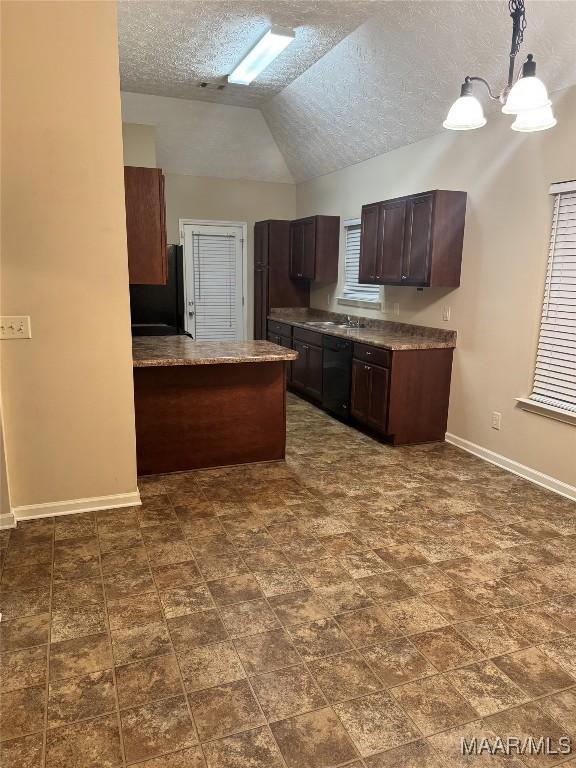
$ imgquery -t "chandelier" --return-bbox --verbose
[444,0,556,132]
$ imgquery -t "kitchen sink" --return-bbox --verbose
[304,320,367,329]
[304,321,338,327]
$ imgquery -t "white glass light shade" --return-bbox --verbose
[511,104,557,132]
[228,28,294,85]
[502,75,551,114]
[443,95,487,130]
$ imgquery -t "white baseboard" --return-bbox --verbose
[445,433,576,502]
[11,491,141,523]
[0,512,16,529]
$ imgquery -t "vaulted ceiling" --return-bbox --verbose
[118,1,576,183]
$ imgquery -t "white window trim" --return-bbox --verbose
[516,179,576,427]
[336,217,382,310]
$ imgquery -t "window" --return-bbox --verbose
[338,219,381,307]
[519,180,576,424]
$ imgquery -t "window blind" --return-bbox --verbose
[192,232,240,341]
[341,222,380,302]
[530,181,576,413]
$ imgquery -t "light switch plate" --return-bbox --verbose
[442,306,451,322]
[0,316,32,339]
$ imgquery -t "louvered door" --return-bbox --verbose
[182,224,245,341]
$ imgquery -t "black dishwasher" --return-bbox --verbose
[322,336,353,419]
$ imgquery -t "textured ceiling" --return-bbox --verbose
[262,0,576,181]
[117,0,376,107]
[118,0,576,183]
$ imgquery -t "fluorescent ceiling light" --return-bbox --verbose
[228,27,295,85]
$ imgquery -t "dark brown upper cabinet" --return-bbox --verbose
[124,166,167,285]
[289,215,340,282]
[359,190,466,287]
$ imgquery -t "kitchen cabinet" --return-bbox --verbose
[254,221,309,340]
[124,166,167,285]
[359,190,466,287]
[291,328,323,402]
[351,359,389,433]
[289,215,340,283]
[267,329,293,385]
[359,200,406,284]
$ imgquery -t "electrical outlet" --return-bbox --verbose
[393,302,400,316]
[0,316,31,340]
[491,411,502,430]
[442,305,451,322]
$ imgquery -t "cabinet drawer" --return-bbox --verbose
[293,327,323,347]
[268,320,292,337]
[353,343,391,368]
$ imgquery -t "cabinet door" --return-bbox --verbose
[291,340,308,392]
[402,193,433,285]
[306,344,323,402]
[124,167,167,285]
[289,222,304,279]
[254,266,268,340]
[351,359,371,423]
[377,199,406,283]
[278,335,293,385]
[254,221,268,268]
[368,363,389,432]
[301,218,317,280]
[359,204,380,283]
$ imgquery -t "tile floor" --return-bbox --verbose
[1,394,576,767]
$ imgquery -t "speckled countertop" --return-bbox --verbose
[133,337,298,367]
[269,309,456,351]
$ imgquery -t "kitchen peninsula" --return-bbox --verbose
[132,337,297,475]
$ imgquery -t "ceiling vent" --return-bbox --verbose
[197,81,227,92]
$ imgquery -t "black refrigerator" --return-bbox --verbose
[130,245,188,336]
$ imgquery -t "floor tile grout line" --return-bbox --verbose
[40,520,55,768]
[135,489,210,766]
[95,513,130,768]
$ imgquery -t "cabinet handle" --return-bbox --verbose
[364,365,370,371]
[366,351,372,356]
[401,275,407,280]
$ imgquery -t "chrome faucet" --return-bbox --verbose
[345,315,361,328]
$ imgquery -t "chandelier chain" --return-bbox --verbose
[509,0,527,58]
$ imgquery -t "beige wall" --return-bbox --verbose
[122,123,157,168]
[1,1,138,509]
[164,175,296,338]
[297,86,576,487]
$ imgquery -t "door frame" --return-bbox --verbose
[179,218,248,340]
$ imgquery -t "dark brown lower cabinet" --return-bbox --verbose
[268,333,293,385]
[291,340,322,402]
[351,347,453,444]
[351,360,389,433]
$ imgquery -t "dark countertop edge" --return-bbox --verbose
[267,315,456,351]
